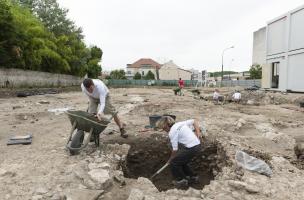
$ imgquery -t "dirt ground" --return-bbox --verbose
[0,87,304,200]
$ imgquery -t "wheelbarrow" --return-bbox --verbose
[65,110,115,155]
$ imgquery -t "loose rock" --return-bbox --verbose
[88,169,112,189]
[127,189,144,200]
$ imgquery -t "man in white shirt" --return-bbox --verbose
[213,89,219,101]
[213,89,224,105]
[157,116,201,189]
[232,90,241,103]
[81,78,128,138]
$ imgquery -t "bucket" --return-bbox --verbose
[149,115,162,128]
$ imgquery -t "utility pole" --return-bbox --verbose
[221,46,234,86]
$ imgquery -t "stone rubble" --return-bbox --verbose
[1,89,304,200]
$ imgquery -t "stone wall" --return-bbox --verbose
[0,68,83,88]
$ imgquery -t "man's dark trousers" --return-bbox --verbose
[170,144,201,181]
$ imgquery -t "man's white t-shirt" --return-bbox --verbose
[213,92,219,100]
[81,79,109,114]
[232,92,241,100]
[169,119,201,151]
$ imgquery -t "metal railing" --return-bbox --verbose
[106,79,261,88]
[216,79,261,87]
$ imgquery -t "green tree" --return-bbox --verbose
[110,69,126,79]
[1,0,102,77]
[29,0,80,37]
[0,0,17,67]
[133,72,141,80]
[105,75,111,80]
[63,33,90,76]
[249,64,262,79]
[87,59,100,78]
[10,2,70,72]
[144,70,155,80]
[87,46,102,78]
[90,46,103,60]
[17,0,36,11]
[17,0,91,76]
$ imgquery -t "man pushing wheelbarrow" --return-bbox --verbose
[81,78,128,138]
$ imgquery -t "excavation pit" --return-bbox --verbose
[121,134,227,191]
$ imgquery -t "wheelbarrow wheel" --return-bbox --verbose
[69,129,84,155]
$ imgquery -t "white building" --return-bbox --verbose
[252,27,266,66]
[158,60,192,80]
[261,4,304,92]
[189,69,209,87]
[189,69,202,81]
[126,58,161,80]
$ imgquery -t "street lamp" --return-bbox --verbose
[228,59,234,80]
[221,46,234,82]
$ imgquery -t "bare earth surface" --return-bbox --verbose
[0,88,304,200]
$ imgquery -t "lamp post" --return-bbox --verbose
[221,46,234,84]
[228,59,234,80]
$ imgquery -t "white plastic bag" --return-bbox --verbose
[235,150,272,177]
[48,107,71,115]
[200,114,207,137]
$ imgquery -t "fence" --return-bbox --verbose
[107,79,261,88]
[107,79,198,87]
[216,79,261,87]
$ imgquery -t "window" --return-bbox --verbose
[273,62,279,76]
[271,62,279,88]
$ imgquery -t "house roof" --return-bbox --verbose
[127,58,161,69]
[178,68,192,73]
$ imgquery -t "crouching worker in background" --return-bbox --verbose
[81,78,128,138]
[232,90,242,103]
[157,116,201,189]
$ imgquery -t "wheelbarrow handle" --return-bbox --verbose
[87,111,117,123]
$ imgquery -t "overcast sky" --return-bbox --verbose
[58,0,303,72]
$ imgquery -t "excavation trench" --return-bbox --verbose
[118,134,227,191]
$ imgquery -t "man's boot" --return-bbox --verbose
[173,179,188,189]
[186,175,199,184]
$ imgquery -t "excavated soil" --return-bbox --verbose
[1,87,304,200]
[106,133,227,191]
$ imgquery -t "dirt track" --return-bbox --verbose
[0,88,304,200]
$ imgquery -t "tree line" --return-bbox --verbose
[0,0,102,78]
[106,70,155,80]
[209,67,262,80]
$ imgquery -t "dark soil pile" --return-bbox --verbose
[120,134,226,191]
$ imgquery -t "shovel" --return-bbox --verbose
[150,162,169,179]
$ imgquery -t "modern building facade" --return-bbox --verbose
[260,4,304,92]
[252,27,266,66]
